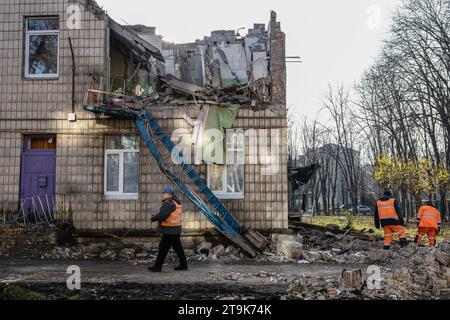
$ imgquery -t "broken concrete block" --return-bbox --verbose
[119,248,136,259]
[271,234,303,254]
[210,245,226,258]
[326,287,338,296]
[438,240,450,254]
[301,250,322,263]
[279,240,303,259]
[225,245,238,255]
[369,248,390,262]
[424,254,437,266]
[135,251,149,259]
[435,251,450,267]
[340,269,363,292]
[244,230,270,250]
[196,241,212,255]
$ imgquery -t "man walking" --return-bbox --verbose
[415,201,441,247]
[374,190,407,250]
[148,187,188,272]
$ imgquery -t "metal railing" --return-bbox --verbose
[0,194,72,227]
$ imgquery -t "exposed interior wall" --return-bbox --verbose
[109,44,128,80]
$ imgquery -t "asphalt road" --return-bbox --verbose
[0,258,352,299]
[0,258,348,285]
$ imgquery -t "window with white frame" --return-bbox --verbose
[25,17,59,79]
[208,131,245,200]
[105,135,139,200]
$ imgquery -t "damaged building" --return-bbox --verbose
[0,0,288,249]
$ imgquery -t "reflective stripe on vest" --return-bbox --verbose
[161,201,182,227]
[377,198,399,220]
[418,206,440,229]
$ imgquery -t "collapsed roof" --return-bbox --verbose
[81,1,285,106]
[76,0,164,62]
[123,13,284,105]
[109,19,165,62]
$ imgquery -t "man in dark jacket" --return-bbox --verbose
[374,190,407,250]
[148,187,188,272]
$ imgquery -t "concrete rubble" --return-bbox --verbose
[1,223,450,299]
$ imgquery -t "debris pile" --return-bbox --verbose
[283,241,450,300]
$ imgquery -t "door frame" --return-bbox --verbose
[20,134,57,200]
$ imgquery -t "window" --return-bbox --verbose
[25,17,59,79]
[105,136,139,200]
[207,131,245,200]
[27,136,56,150]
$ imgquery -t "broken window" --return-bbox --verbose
[25,17,59,78]
[105,135,139,200]
[208,131,245,200]
[208,164,245,200]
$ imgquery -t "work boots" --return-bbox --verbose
[400,238,407,248]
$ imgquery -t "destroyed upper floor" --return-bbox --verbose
[0,0,286,120]
[108,11,286,107]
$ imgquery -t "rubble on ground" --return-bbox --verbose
[1,223,449,300]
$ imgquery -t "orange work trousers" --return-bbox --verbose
[383,225,406,246]
[416,227,437,247]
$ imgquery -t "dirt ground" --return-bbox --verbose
[0,258,356,300]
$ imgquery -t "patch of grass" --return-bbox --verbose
[0,285,43,300]
[306,215,450,242]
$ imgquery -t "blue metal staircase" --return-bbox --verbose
[83,104,257,257]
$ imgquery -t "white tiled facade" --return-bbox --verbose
[0,0,288,233]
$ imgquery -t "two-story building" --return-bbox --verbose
[0,0,288,244]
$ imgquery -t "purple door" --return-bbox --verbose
[20,135,57,222]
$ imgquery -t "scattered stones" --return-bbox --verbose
[210,245,226,258]
[271,233,303,251]
[225,245,236,255]
[258,271,269,278]
[119,248,136,259]
[368,248,390,262]
[438,240,450,254]
[340,269,363,292]
[435,251,449,267]
[196,241,212,255]
[135,251,149,259]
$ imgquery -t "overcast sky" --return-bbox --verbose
[96,0,401,120]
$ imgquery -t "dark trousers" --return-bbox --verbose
[154,234,187,268]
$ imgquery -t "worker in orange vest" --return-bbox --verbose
[374,190,407,250]
[414,201,442,247]
[148,187,187,272]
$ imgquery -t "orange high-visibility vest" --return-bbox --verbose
[417,206,441,229]
[377,198,399,221]
[161,201,182,227]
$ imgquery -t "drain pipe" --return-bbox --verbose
[68,37,76,122]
